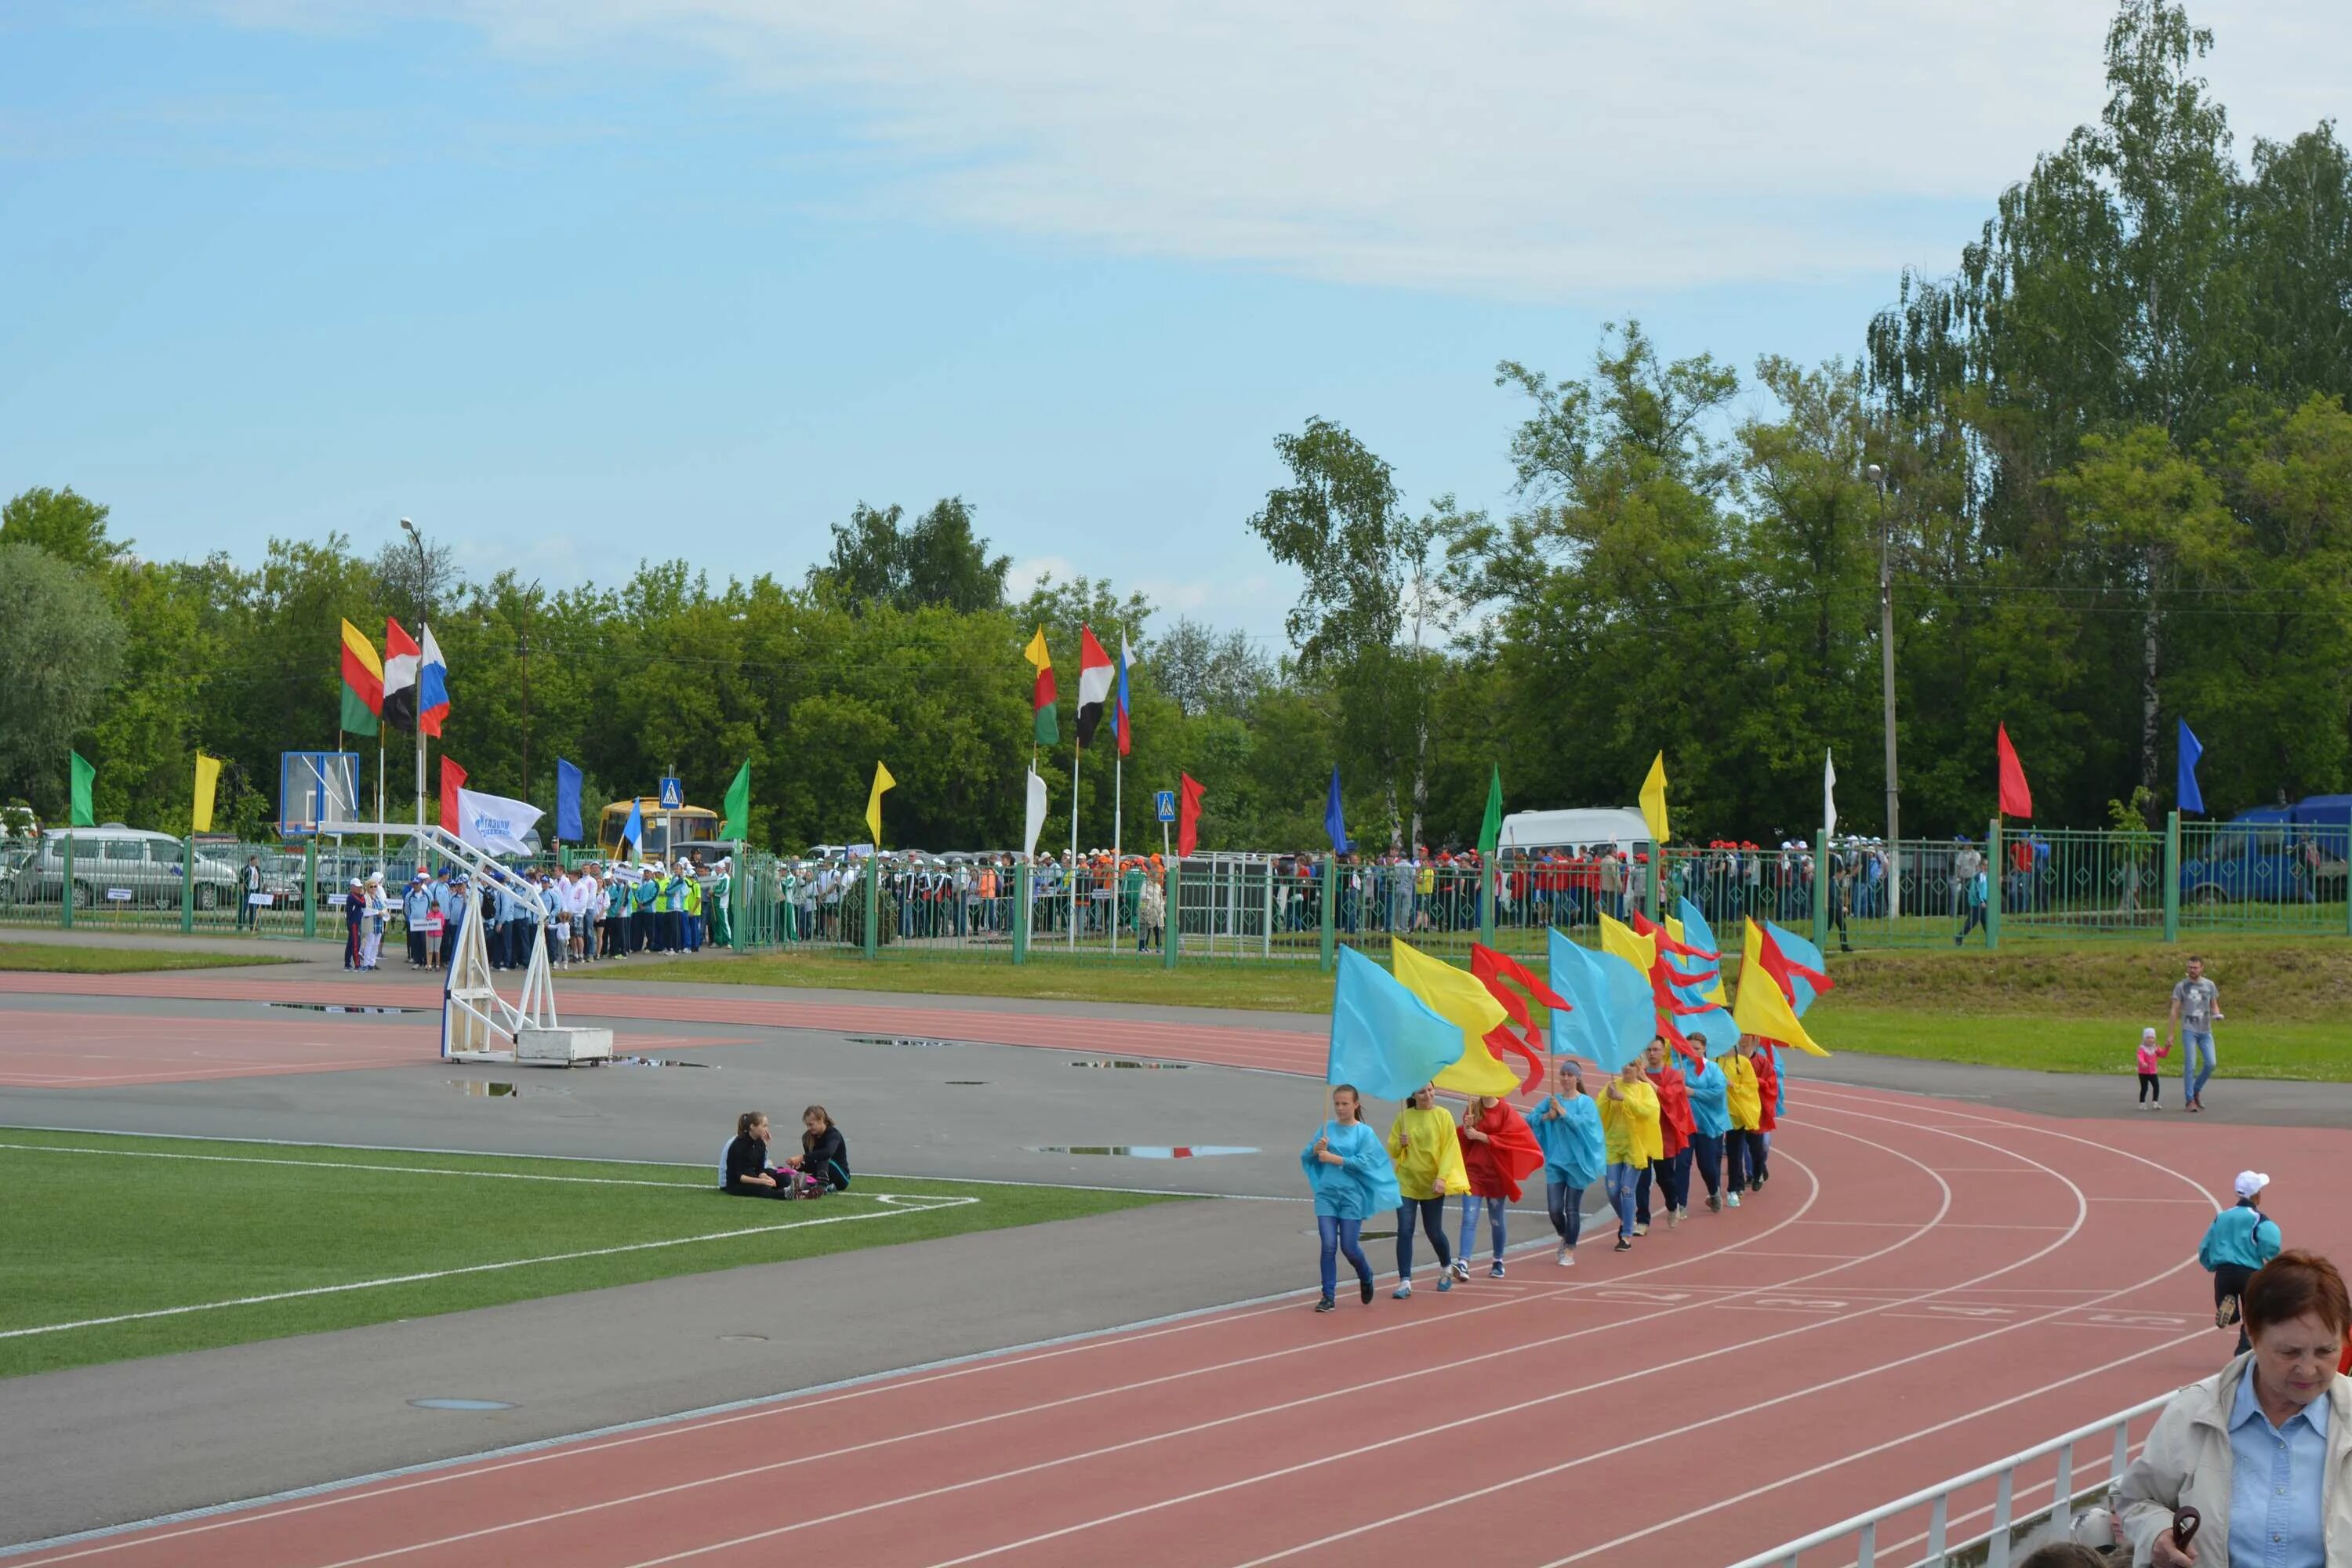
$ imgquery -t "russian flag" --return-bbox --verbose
[1115,637,1134,757]
[418,625,452,739]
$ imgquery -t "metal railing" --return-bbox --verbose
[1727,1394,2168,1568]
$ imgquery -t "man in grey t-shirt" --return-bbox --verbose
[2168,956,2223,1112]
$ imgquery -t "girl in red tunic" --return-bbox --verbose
[1454,1094,1544,1280]
[1745,1039,1780,1192]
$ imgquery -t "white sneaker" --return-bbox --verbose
[1667,1211,1681,1231]
[1633,1223,1649,1236]
[1450,1258,1470,1282]
[1727,1192,1742,1208]
[1556,1247,1575,1268]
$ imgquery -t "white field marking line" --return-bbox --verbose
[281,1156,1845,1568]
[909,1122,2090,1568]
[596,1125,1962,1568]
[0,1198,974,1341]
[10,1149,1831,1568]
[1534,1330,2206,1566]
[0,1142,715,1189]
[1501,1089,2229,1567]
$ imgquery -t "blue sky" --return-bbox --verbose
[2,2,2338,641]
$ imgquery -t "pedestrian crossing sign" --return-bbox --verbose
[658,777,684,809]
[1154,789,1178,822]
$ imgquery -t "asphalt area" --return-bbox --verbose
[2,963,2347,1565]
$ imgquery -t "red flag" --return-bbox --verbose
[1481,1023,1548,1095]
[1996,724,2034,818]
[1755,923,1835,1006]
[1176,772,1205,858]
[438,755,466,833]
[1470,942,1572,1016]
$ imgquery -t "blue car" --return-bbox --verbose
[2181,795,2352,904]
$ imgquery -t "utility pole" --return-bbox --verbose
[1868,464,1900,920]
[518,595,531,804]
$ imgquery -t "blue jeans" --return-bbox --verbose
[1395,1196,1452,1279]
[1689,1133,1725,1200]
[2182,1030,2216,1101]
[1457,1194,1505,1264]
[1603,1163,1642,1240]
[1317,1215,1370,1300]
[1544,1179,1584,1248]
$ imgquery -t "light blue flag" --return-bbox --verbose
[1670,896,1740,1055]
[2177,720,2205,815]
[1546,927,1655,1073]
[1327,947,1462,1101]
[1764,920,1829,1016]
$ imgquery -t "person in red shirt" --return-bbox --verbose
[1454,1094,1543,1280]
[1639,1038,1697,1231]
[1745,1039,1780,1192]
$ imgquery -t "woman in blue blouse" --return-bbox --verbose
[1684,1050,1733,1214]
[1301,1084,1403,1313]
[1528,1060,1606,1267]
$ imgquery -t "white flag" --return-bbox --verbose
[1023,767,1048,858]
[455,786,543,858]
[1823,750,1838,840]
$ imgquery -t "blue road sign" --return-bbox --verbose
[658,777,684,810]
[1154,789,1178,822]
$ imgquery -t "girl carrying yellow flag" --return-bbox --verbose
[1599,1061,1662,1253]
[1386,1085,1469,1298]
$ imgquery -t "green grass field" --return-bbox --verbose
[593,932,2350,1080]
[0,942,294,974]
[0,1129,1178,1378]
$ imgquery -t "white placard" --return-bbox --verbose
[327,893,349,908]
[248,892,274,908]
[105,887,135,902]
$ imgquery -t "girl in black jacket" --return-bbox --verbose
[786,1106,851,1195]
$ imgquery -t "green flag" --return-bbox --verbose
[720,758,751,841]
[69,750,96,827]
[1476,764,1503,858]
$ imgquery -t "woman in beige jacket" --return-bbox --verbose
[2118,1250,2352,1566]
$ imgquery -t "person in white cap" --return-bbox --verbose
[359,873,387,971]
[2199,1170,2284,1355]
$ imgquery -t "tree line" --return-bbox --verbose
[2,0,2347,855]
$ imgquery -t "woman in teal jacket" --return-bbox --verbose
[1528,1061,1606,1266]
[1302,1084,1403,1313]
[2199,1170,2284,1355]
[1685,1051,1732,1214]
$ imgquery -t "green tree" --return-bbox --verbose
[1,487,131,574]
[808,499,1009,614]
[0,544,123,816]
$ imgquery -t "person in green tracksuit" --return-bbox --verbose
[633,866,661,952]
[710,857,734,949]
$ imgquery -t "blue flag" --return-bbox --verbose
[1323,767,1351,855]
[555,758,584,844]
[1327,947,1462,1100]
[1546,927,1655,1073]
[1671,896,1741,1055]
[618,797,643,855]
[2178,719,2205,815]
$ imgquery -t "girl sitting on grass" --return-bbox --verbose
[723,1112,791,1198]
[784,1105,851,1196]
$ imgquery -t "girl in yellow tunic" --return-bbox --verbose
[1599,1061,1662,1253]
[1723,1044,1763,1208]
[1385,1085,1469,1298]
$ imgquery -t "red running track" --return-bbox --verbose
[20,1082,2348,1568]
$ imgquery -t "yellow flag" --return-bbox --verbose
[1022,626,1051,672]
[866,761,895,848]
[1390,938,1519,1097]
[1731,919,1830,1057]
[1666,914,1730,1004]
[1599,913,1656,976]
[1639,751,1669,844]
[191,753,222,833]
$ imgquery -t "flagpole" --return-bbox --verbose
[1111,753,1123,956]
[376,737,385,874]
[1068,741,1081,949]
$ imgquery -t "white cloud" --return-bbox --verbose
[205,2,2352,296]
[1006,554,1075,598]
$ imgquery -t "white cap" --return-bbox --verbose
[2234,1170,2270,1200]
[2142,1026,2158,1041]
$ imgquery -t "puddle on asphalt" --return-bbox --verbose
[1068,1059,1189,1070]
[268,1002,434,1015]
[844,1034,968,1049]
[946,1080,989,1086]
[608,1056,714,1069]
[445,1080,568,1098]
[408,1398,515,1411]
[1024,1145,1259,1159]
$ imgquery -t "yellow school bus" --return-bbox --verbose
[597,799,720,861]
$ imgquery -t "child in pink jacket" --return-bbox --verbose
[2135,1026,2169,1109]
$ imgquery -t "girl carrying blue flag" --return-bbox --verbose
[1685,1049,1732,1213]
[1530,1061,1606,1266]
[1303,1085,1402,1312]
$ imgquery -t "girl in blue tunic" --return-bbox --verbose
[1684,1050,1733,1214]
[1302,1084,1403,1313]
[1529,1061,1606,1266]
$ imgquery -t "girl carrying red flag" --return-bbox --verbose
[1640,1038,1697,1230]
[1454,1094,1544,1280]
[1744,1037,1780,1193]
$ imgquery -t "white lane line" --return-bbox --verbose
[0,1142,714,1189]
[596,1123,1969,1568]
[1536,1328,2205,1566]
[0,1199,974,1341]
[9,1153,1837,1566]
[287,1156,1854,1568]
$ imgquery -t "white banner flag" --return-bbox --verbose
[1823,750,1838,840]
[455,786,543,858]
[1023,767,1048,858]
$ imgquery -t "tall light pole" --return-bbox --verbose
[399,517,430,848]
[1868,465,1900,920]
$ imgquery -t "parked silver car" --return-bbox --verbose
[4,827,242,911]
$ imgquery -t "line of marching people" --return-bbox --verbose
[1302,1033,1784,1312]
